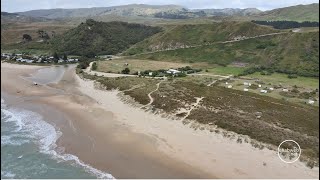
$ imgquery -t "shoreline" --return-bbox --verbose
[1,62,212,178]
[1,62,319,179]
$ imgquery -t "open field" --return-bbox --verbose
[244,72,319,89]
[96,58,211,74]
[206,66,247,76]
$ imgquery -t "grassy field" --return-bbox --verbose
[96,58,211,74]
[79,71,319,164]
[206,66,247,76]
[245,72,319,89]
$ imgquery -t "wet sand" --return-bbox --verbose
[1,62,319,179]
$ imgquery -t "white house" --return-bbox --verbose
[149,72,153,76]
[269,87,274,91]
[166,69,181,74]
[225,82,229,85]
[244,82,250,86]
[26,59,34,63]
[244,88,249,92]
[58,59,65,63]
[258,84,262,88]
[282,88,289,92]
[16,58,23,62]
[227,85,232,88]
[308,100,315,105]
[260,90,268,93]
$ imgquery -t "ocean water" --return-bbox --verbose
[1,98,114,179]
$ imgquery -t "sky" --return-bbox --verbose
[1,0,319,12]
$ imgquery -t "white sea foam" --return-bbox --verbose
[1,100,114,179]
[1,170,16,178]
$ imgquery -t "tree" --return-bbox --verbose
[63,53,68,60]
[91,62,97,71]
[53,52,59,60]
[121,68,130,74]
[22,34,32,42]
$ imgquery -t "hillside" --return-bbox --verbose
[133,31,319,77]
[192,8,261,16]
[125,21,280,54]
[1,11,49,24]
[17,4,186,19]
[252,3,319,22]
[51,19,161,56]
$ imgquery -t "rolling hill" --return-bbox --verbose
[15,3,319,22]
[133,31,319,77]
[125,21,280,54]
[252,3,319,22]
[50,19,161,56]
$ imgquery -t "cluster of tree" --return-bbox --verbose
[51,19,162,57]
[37,30,50,40]
[22,34,32,42]
[176,66,202,74]
[252,20,319,29]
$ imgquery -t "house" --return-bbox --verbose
[26,59,34,63]
[244,82,250,86]
[282,88,289,92]
[258,84,262,88]
[244,88,249,92]
[260,90,268,93]
[225,82,229,85]
[166,69,181,74]
[149,72,153,76]
[308,99,315,105]
[269,87,274,91]
[227,85,232,88]
[58,59,65,63]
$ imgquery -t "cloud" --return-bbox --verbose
[1,0,318,12]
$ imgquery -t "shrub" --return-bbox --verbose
[288,74,298,79]
[121,68,130,74]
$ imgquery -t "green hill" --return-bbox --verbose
[253,3,319,22]
[134,31,319,77]
[124,21,280,55]
[51,19,161,56]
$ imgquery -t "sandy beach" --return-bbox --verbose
[1,62,319,179]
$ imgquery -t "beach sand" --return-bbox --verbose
[1,62,319,178]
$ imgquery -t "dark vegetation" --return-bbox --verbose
[252,20,319,29]
[51,19,162,57]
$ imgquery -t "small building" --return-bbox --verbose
[227,85,232,88]
[258,84,262,88]
[260,90,268,93]
[244,88,249,92]
[225,82,229,85]
[244,82,250,86]
[149,72,153,76]
[282,88,289,92]
[166,69,181,74]
[269,87,274,91]
[26,59,34,63]
[308,99,315,105]
[58,59,65,63]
